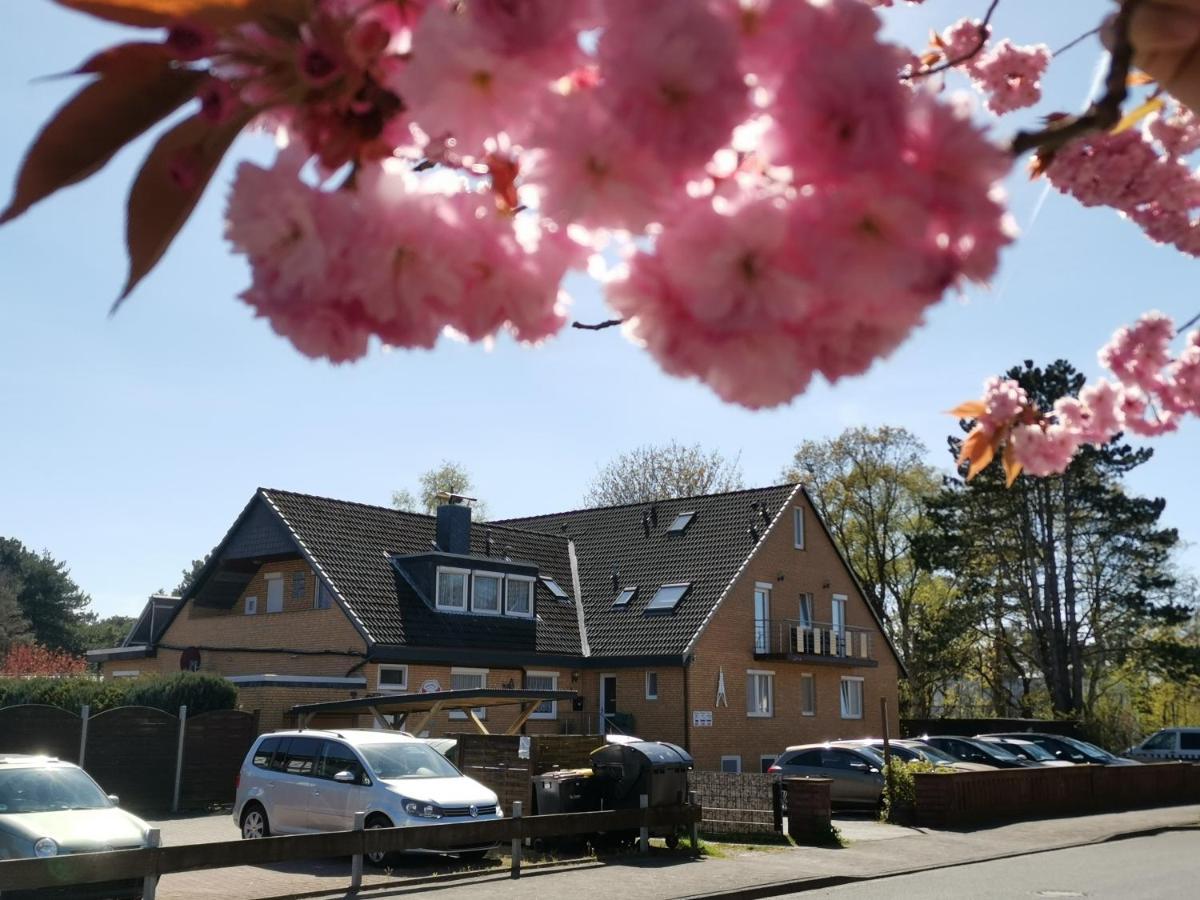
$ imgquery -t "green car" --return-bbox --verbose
[0,755,152,899]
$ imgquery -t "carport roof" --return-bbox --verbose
[290,687,576,717]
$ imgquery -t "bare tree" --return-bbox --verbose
[585,442,744,506]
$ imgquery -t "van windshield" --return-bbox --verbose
[358,742,461,780]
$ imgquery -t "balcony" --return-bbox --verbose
[753,619,877,666]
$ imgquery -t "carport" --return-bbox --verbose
[290,688,577,735]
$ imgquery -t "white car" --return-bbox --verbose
[233,730,501,864]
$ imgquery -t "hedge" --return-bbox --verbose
[0,672,237,715]
[880,758,955,824]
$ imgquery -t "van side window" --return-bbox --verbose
[282,737,322,775]
[1181,732,1200,751]
[1143,732,1176,751]
[317,741,367,784]
[252,737,280,770]
[268,737,292,772]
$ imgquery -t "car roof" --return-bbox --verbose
[976,736,1033,744]
[783,742,870,753]
[0,755,77,769]
[259,729,421,745]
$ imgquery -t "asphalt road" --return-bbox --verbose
[793,830,1198,899]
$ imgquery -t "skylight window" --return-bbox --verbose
[541,577,570,601]
[668,511,696,534]
[614,586,637,607]
[646,582,690,613]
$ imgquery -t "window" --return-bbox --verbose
[377,665,408,693]
[317,741,367,784]
[720,756,742,774]
[800,673,816,716]
[1143,731,1176,751]
[526,671,558,719]
[832,594,847,655]
[645,672,659,700]
[316,580,333,610]
[281,736,321,774]
[760,755,776,774]
[252,737,280,770]
[111,670,139,678]
[472,572,502,615]
[821,748,871,771]
[1181,732,1200,751]
[797,593,814,653]
[754,583,771,654]
[646,582,690,613]
[266,574,284,613]
[793,507,805,549]
[436,567,469,611]
[267,737,292,771]
[541,576,570,601]
[614,586,637,607]
[667,511,695,534]
[505,575,534,617]
[840,677,864,719]
[747,670,774,717]
[449,668,487,720]
[291,571,306,600]
[244,596,258,615]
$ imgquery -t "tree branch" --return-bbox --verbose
[1052,26,1101,58]
[571,318,624,331]
[903,0,1001,80]
[1010,0,1143,158]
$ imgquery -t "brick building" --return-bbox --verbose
[90,484,903,771]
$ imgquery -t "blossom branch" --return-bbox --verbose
[903,0,1001,79]
[571,318,624,331]
[1010,0,1143,158]
[1052,26,1101,58]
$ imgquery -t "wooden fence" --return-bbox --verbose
[453,733,604,813]
[0,704,258,812]
[914,762,1200,828]
[687,771,779,834]
[0,802,702,896]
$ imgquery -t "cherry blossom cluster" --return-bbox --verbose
[932,18,1049,116]
[958,313,1200,480]
[1045,104,1200,256]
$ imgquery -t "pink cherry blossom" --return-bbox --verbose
[1099,311,1176,394]
[1009,423,1079,477]
[979,377,1028,432]
[971,40,1050,115]
[1147,103,1200,159]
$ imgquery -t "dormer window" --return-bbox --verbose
[472,572,502,615]
[435,567,469,611]
[505,575,534,617]
[541,577,570,601]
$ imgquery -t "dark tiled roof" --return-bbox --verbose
[498,484,799,658]
[260,489,582,656]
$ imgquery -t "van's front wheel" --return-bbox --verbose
[365,814,395,867]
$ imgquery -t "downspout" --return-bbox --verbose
[567,539,591,657]
[682,654,691,753]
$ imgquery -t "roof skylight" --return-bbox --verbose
[614,586,637,607]
[541,576,570,601]
[667,511,696,534]
[645,582,690,613]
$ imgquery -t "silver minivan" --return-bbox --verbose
[1126,727,1200,762]
[233,729,501,864]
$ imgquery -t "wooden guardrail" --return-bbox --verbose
[0,802,701,895]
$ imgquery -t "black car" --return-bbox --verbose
[980,733,1142,766]
[920,735,1038,769]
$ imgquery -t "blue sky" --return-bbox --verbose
[2,1,1199,619]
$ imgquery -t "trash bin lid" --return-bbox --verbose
[591,740,693,767]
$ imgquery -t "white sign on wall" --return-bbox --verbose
[518,736,531,759]
[421,679,442,693]
[693,710,714,727]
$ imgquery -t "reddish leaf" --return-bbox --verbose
[1002,441,1023,488]
[958,426,998,481]
[947,400,987,419]
[73,42,172,77]
[486,152,520,213]
[1,65,205,225]
[51,0,310,29]
[118,111,250,304]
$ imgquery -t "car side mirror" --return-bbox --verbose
[333,770,356,783]
[107,794,120,806]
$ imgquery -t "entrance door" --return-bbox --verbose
[600,675,617,733]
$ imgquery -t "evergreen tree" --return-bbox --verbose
[0,539,93,653]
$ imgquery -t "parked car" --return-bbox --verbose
[768,743,883,808]
[980,732,1141,766]
[234,730,501,865]
[974,736,1075,767]
[835,739,995,772]
[0,754,153,899]
[1125,727,1200,762]
[920,735,1039,769]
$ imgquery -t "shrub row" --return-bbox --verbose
[0,672,237,715]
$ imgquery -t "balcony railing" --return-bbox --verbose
[753,618,875,663]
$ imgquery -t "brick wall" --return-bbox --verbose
[686,491,901,771]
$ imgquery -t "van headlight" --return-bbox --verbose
[34,837,58,858]
[401,799,442,819]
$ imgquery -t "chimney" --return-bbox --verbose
[435,492,474,555]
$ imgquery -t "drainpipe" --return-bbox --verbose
[682,656,692,753]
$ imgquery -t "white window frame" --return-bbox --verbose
[504,574,535,618]
[449,667,488,720]
[800,672,816,716]
[525,670,559,720]
[471,570,504,616]
[244,596,258,616]
[111,670,140,678]
[754,582,772,654]
[832,594,848,656]
[747,669,774,718]
[645,671,659,700]
[793,507,805,549]
[840,676,864,720]
[265,573,284,614]
[435,566,470,612]
[377,664,409,693]
[720,755,742,774]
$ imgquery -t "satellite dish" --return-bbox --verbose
[180,647,201,672]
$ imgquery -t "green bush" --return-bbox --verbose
[880,758,954,824]
[0,672,236,715]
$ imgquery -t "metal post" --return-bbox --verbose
[350,811,365,891]
[142,827,161,900]
[688,790,700,856]
[639,794,649,854]
[510,801,523,879]
[880,697,894,819]
[172,705,187,813]
[78,705,89,769]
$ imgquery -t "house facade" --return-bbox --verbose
[91,484,902,772]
